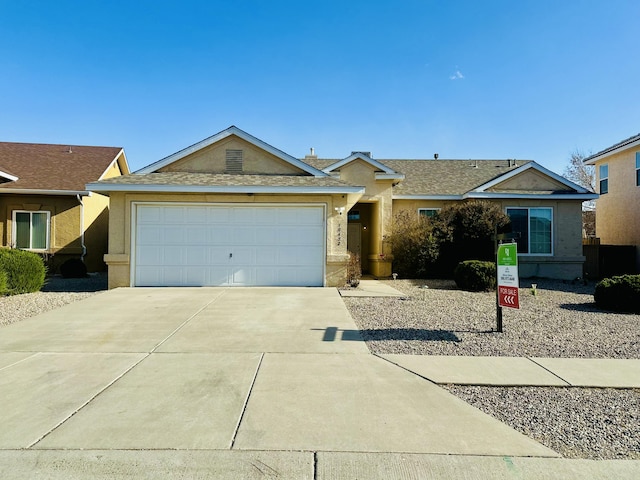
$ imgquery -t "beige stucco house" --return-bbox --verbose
[584,133,640,271]
[0,142,129,272]
[88,126,596,288]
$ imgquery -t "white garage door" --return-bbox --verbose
[134,204,325,287]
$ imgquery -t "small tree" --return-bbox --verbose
[387,210,440,278]
[563,149,596,236]
[432,201,511,276]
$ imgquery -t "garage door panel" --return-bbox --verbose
[185,225,208,243]
[135,205,324,287]
[207,207,231,223]
[209,226,233,245]
[163,228,185,244]
[233,227,256,245]
[137,226,163,245]
[256,228,278,245]
[163,207,186,223]
[208,247,231,263]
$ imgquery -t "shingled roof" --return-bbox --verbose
[89,172,363,194]
[0,142,125,193]
[584,133,640,164]
[305,158,531,196]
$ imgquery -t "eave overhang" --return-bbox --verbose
[0,188,90,196]
[86,183,365,195]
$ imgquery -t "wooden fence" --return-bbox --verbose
[583,241,638,279]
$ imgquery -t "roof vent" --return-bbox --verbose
[225,149,243,174]
[434,153,439,160]
[351,151,372,158]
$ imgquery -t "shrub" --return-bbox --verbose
[454,260,497,292]
[0,248,46,294]
[386,211,440,278]
[594,274,640,313]
[0,270,7,295]
[346,252,362,287]
[433,201,511,277]
[60,258,88,278]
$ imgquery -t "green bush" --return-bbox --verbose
[594,274,640,313]
[454,260,497,292]
[0,270,7,295]
[0,249,46,295]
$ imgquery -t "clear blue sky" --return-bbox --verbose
[1,0,638,173]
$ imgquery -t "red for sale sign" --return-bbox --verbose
[499,285,520,309]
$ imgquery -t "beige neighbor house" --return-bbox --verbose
[88,126,596,289]
[584,132,640,272]
[0,142,129,272]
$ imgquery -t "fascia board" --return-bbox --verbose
[98,149,130,180]
[584,137,640,164]
[375,173,405,180]
[0,170,19,182]
[464,192,599,200]
[393,194,463,200]
[0,188,89,196]
[85,182,365,195]
[136,126,328,177]
[323,154,397,175]
[475,162,591,194]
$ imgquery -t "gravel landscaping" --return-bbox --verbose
[344,278,640,460]
[344,278,639,358]
[0,274,107,327]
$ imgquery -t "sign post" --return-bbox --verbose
[496,242,520,332]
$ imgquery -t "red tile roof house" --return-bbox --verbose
[87,126,597,288]
[0,142,129,273]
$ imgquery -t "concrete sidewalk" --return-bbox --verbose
[339,278,406,297]
[382,354,640,388]
[0,287,638,479]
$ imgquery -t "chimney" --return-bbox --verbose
[304,147,317,161]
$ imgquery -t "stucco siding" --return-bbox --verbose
[594,149,640,247]
[104,192,356,288]
[159,137,307,175]
[391,198,586,280]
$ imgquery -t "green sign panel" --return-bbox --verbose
[497,243,518,267]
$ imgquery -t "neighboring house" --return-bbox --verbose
[584,133,640,272]
[88,126,596,288]
[0,142,130,272]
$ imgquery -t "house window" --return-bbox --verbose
[636,153,640,187]
[348,210,360,221]
[418,208,440,218]
[599,164,608,194]
[12,211,50,250]
[506,207,552,255]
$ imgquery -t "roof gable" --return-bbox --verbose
[323,152,402,178]
[156,135,311,176]
[475,162,592,194]
[0,142,127,194]
[137,126,327,177]
[584,133,640,164]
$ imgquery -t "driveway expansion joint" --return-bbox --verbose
[230,352,264,450]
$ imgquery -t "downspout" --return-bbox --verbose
[76,194,86,260]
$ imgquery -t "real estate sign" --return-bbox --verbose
[497,243,520,309]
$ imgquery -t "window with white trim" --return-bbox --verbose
[12,211,50,250]
[506,207,553,255]
[599,164,608,194]
[635,152,640,187]
[418,208,440,218]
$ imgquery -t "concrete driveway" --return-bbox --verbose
[2,286,625,479]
